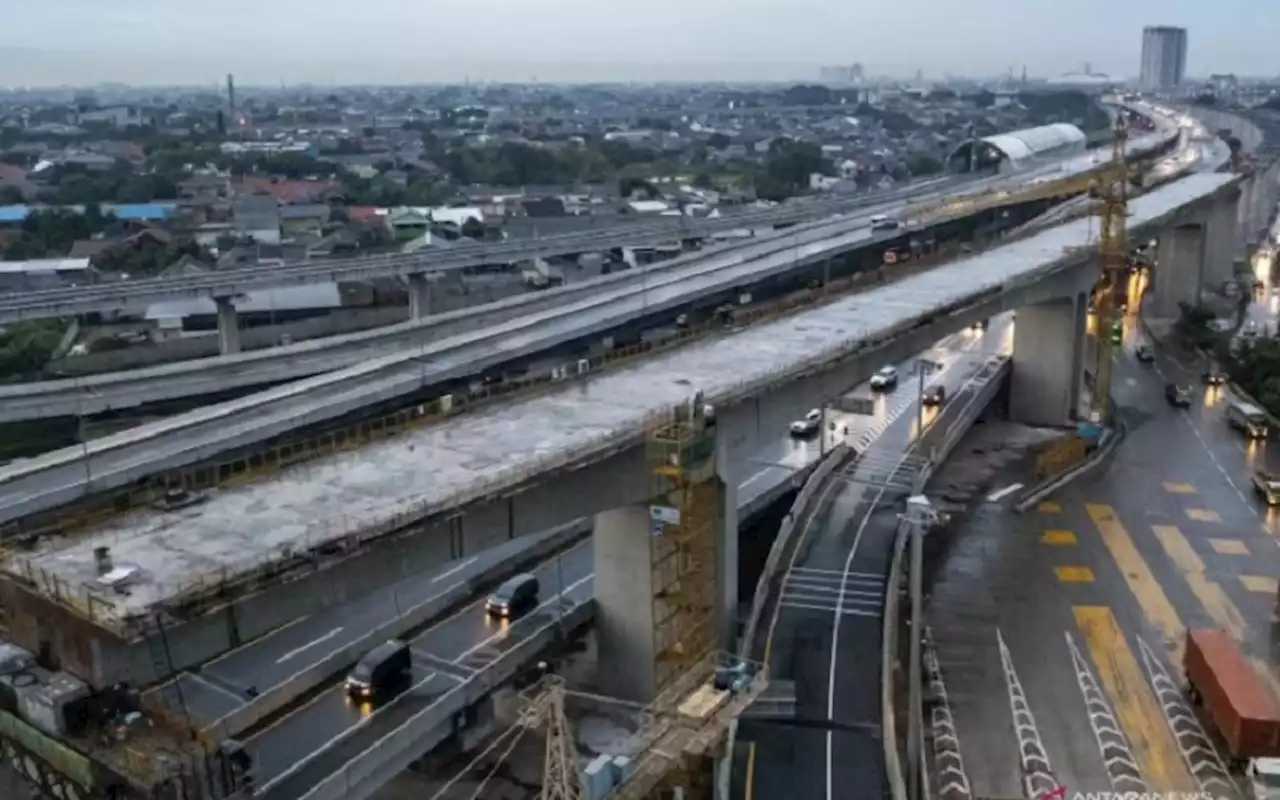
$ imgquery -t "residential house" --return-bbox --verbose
[0,258,95,294]
[279,204,331,237]
[0,164,38,201]
[386,207,430,241]
[232,195,282,245]
[234,177,341,205]
[78,106,145,128]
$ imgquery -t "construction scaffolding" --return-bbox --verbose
[646,399,719,698]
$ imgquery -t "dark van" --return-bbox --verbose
[486,573,540,619]
[345,640,410,699]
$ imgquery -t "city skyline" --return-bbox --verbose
[2,0,1277,87]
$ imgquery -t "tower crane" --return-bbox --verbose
[1088,116,1132,421]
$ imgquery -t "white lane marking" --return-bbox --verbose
[276,627,345,665]
[454,574,593,662]
[825,477,892,800]
[781,602,880,618]
[986,483,1023,503]
[792,566,885,579]
[1177,413,1258,516]
[431,556,478,583]
[923,627,972,800]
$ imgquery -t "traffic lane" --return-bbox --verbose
[255,670,463,798]
[735,322,1003,500]
[413,541,593,663]
[248,662,459,787]
[745,333,1002,800]
[202,523,578,689]
[245,543,591,778]
[260,585,596,797]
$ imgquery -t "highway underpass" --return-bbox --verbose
[236,322,1012,800]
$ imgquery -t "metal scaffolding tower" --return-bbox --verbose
[646,397,718,698]
[1091,117,1132,421]
[537,677,583,800]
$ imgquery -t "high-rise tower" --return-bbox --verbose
[1139,26,1187,90]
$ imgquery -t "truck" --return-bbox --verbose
[1183,629,1280,793]
[1254,471,1280,506]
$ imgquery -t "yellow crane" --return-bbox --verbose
[1089,116,1132,422]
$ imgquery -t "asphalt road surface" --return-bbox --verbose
[735,317,1013,800]
[925,311,1280,799]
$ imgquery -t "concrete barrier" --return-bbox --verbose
[880,517,909,800]
[264,599,596,800]
[1013,416,1126,512]
[197,520,591,742]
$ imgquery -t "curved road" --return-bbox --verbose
[735,317,1013,800]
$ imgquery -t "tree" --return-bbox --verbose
[461,217,485,240]
[0,186,24,205]
[0,320,65,380]
[904,153,944,177]
[753,139,831,201]
[706,133,731,149]
[4,208,119,260]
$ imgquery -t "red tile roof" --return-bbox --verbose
[343,205,383,223]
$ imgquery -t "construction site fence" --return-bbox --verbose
[3,241,973,638]
[266,598,598,800]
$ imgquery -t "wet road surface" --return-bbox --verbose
[925,316,1280,799]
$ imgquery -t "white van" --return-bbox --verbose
[1226,400,1269,439]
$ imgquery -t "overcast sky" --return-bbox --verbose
[2,0,1275,87]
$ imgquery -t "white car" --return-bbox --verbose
[869,366,899,390]
[870,214,900,232]
[789,409,822,437]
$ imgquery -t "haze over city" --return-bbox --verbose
[3,0,1278,86]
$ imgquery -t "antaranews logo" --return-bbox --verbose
[1043,790,1221,800]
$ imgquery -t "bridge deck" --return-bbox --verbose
[6,172,1235,624]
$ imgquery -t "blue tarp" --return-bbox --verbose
[0,203,178,223]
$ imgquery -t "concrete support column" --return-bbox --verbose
[714,468,738,653]
[1150,224,1206,318]
[215,297,241,355]
[408,272,431,320]
[594,504,656,704]
[1010,295,1086,426]
[1203,193,1241,289]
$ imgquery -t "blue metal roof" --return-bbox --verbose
[0,203,178,224]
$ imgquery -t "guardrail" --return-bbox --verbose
[260,598,596,800]
[881,355,1009,800]
[147,520,593,745]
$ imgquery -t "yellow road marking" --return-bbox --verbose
[1162,481,1196,494]
[1185,508,1221,523]
[1209,538,1250,555]
[1241,575,1279,594]
[1037,501,1061,514]
[1252,658,1280,706]
[1054,565,1095,583]
[1073,606,1195,790]
[1041,530,1078,546]
[1152,525,1249,644]
[1085,504,1184,662]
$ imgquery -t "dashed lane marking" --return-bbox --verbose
[1185,509,1221,523]
[1054,566,1095,583]
[1163,482,1196,495]
[1038,501,1062,514]
[995,629,1059,799]
[1041,530,1078,546]
[1073,606,1195,791]
[923,627,972,800]
[1063,630,1147,792]
[1240,575,1278,594]
[1135,636,1239,799]
[1208,538,1250,555]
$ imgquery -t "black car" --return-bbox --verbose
[1135,344,1154,363]
[921,385,946,407]
[1202,370,1227,386]
[1165,383,1193,407]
